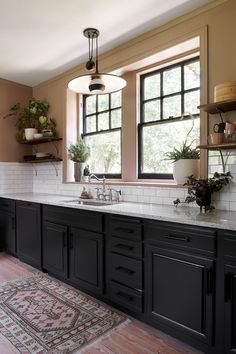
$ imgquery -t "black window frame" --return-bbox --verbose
[82,92,122,178]
[138,57,200,179]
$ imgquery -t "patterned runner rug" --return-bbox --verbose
[0,274,127,353]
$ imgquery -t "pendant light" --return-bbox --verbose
[68,28,127,95]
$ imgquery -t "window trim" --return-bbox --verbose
[138,56,200,180]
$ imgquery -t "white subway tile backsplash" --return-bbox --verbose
[1,159,236,212]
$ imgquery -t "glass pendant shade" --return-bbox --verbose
[68,28,126,95]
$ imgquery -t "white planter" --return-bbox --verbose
[173,159,199,185]
[25,128,38,141]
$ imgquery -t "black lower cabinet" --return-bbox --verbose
[0,198,16,255]
[225,264,236,353]
[69,228,103,295]
[0,211,16,255]
[146,245,214,346]
[43,221,68,279]
[16,201,41,268]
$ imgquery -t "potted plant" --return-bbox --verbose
[2,98,55,141]
[83,165,90,182]
[68,138,90,182]
[174,172,233,211]
[165,123,200,184]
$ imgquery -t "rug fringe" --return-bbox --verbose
[76,318,131,354]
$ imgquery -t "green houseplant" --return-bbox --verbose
[3,98,56,141]
[165,120,200,184]
[68,138,90,182]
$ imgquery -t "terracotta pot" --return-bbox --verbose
[173,159,199,184]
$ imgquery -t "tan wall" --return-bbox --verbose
[0,78,32,162]
[31,0,236,180]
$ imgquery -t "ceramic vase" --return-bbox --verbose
[74,162,85,182]
[173,159,199,184]
[25,128,38,141]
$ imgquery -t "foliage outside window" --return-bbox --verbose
[82,91,122,178]
[139,57,200,179]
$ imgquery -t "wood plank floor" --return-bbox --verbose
[0,253,203,354]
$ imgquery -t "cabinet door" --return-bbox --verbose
[0,211,16,255]
[225,264,236,353]
[43,222,68,279]
[69,228,103,295]
[146,245,214,345]
[16,202,41,267]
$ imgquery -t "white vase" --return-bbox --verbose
[173,159,199,185]
[25,128,38,141]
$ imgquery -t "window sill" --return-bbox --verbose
[64,179,186,188]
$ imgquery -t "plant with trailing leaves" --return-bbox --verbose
[68,138,90,163]
[174,172,233,211]
[2,98,56,141]
[165,118,200,162]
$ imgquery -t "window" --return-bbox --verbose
[138,57,200,179]
[82,91,122,178]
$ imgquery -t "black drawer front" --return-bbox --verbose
[109,281,143,313]
[43,205,103,233]
[110,253,142,289]
[110,236,142,259]
[0,198,15,213]
[144,220,216,256]
[110,216,142,241]
[16,201,41,211]
[224,232,236,260]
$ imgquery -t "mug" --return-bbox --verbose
[208,133,224,145]
[225,122,235,134]
[214,122,225,133]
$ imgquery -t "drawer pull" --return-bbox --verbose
[116,244,134,251]
[116,266,135,275]
[69,233,73,249]
[116,291,134,302]
[164,234,190,242]
[115,227,134,234]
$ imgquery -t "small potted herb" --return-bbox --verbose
[83,165,90,182]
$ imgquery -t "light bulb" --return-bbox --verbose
[89,77,105,94]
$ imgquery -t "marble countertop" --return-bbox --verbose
[1,192,236,231]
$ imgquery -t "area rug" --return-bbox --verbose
[0,274,127,353]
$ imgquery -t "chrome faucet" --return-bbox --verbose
[89,174,107,199]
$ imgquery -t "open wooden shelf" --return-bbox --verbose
[21,158,62,163]
[197,143,236,150]
[19,137,62,145]
[198,100,236,114]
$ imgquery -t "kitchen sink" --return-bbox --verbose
[61,199,119,206]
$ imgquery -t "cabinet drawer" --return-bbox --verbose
[110,216,142,241]
[110,236,142,259]
[109,281,143,313]
[0,198,15,213]
[110,253,142,290]
[223,232,236,260]
[144,220,216,256]
[43,205,103,233]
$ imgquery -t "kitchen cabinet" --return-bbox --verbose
[223,231,236,353]
[0,198,16,255]
[144,220,216,348]
[106,215,144,314]
[69,227,103,295]
[43,221,68,279]
[16,201,41,268]
[42,205,104,295]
